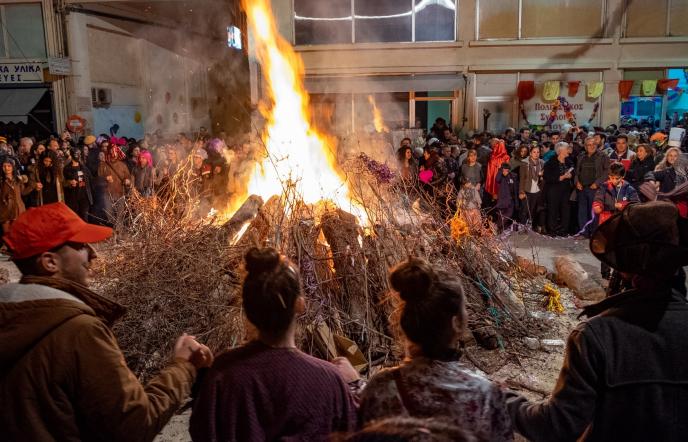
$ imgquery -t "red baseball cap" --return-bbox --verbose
[4,202,112,260]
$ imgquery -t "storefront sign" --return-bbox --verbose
[520,83,600,129]
[0,63,44,84]
[48,57,71,76]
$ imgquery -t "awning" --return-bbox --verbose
[0,88,47,124]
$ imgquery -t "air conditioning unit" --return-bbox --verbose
[91,87,112,107]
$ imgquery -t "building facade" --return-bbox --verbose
[0,0,249,140]
[262,0,688,135]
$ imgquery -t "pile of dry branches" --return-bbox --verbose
[94,155,539,381]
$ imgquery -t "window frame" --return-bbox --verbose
[292,0,458,45]
[475,0,608,41]
[622,0,676,38]
[0,2,47,59]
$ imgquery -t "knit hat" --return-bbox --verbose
[84,135,96,145]
[590,201,688,276]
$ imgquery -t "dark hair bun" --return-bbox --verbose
[245,247,281,275]
[390,258,435,304]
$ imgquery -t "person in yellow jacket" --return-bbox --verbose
[0,202,213,442]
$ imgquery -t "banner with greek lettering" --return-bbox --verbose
[0,63,44,84]
[520,82,600,129]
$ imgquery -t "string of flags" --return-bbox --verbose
[517,78,682,102]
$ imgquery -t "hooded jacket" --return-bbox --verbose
[0,277,196,442]
[507,286,688,442]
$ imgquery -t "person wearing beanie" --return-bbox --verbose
[0,203,213,441]
[508,201,688,441]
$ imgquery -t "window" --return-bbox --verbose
[671,1,688,36]
[294,0,352,45]
[625,0,688,37]
[477,0,604,39]
[522,0,603,38]
[478,0,518,39]
[1,4,46,58]
[294,0,456,45]
[625,0,668,37]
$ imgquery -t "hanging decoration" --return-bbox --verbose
[586,82,604,99]
[519,102,532,126]
[641,80,658,96]
[587,102,600,124]
[134,111,142,123]
[657,78,679,93]
[618,80,634,100]
[545,96,577,127]
[668,87,685,101]
[517,81,536,101]
[543,81,561,101]
[567,81,581,97]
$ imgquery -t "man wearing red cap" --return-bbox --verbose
[0,202,213,441]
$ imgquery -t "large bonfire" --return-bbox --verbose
[95,0,542,382]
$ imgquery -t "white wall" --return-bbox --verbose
[66,13,210,138]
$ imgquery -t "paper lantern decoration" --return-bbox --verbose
[567,81,581,97]
[586,82,604,99]
[641,80,658,96]
[543,81,560,101]
[517,81,536,101]
[134,111,142,123]
[657,79,679,93]
[618,80,634,100]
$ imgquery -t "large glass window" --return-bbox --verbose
[1,4,46,58]
[294,0,352,45]
[294,0,456,45]
[477,0,604,39]
[478,0,518,39]
[670,1,688,36]
[625,0,668,37]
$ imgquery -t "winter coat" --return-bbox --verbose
[652,167,687,193]
[507,287,688,442]
[0,177,30,223]
[575,151,609,188]
[0,276,197,442]
[485,141,510,199]
[609,149,636,170]
[99,160,132,200]
[519,158,544,194]
[543,157,574,189]
[134,166,155,196]
[63,162,93,205]
[627,156,655,189]
[593,180,639,225]
[495,172,518,210]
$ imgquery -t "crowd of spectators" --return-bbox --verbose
[396,117,688,246]
[0,128,252,233]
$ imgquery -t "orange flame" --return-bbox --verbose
[235,0,366,224]
[367,95,388,133]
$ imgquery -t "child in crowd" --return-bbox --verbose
[459,149,483,228]
[593,162,640,280]
[495,162,519,231]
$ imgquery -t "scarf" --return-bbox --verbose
[19,275,126,326]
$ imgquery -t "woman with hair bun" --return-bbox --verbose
[358,258,513,442]
[190,247,357,441]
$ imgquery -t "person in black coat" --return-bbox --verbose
[63,148,93,221]
[652,147,687,193]
[627,143,655,191]
[543,142,574,236]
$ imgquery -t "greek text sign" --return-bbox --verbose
[0,63,44,84]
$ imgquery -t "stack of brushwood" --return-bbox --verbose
[95,157,536,381]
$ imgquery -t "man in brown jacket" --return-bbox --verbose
[0,202,213,442]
